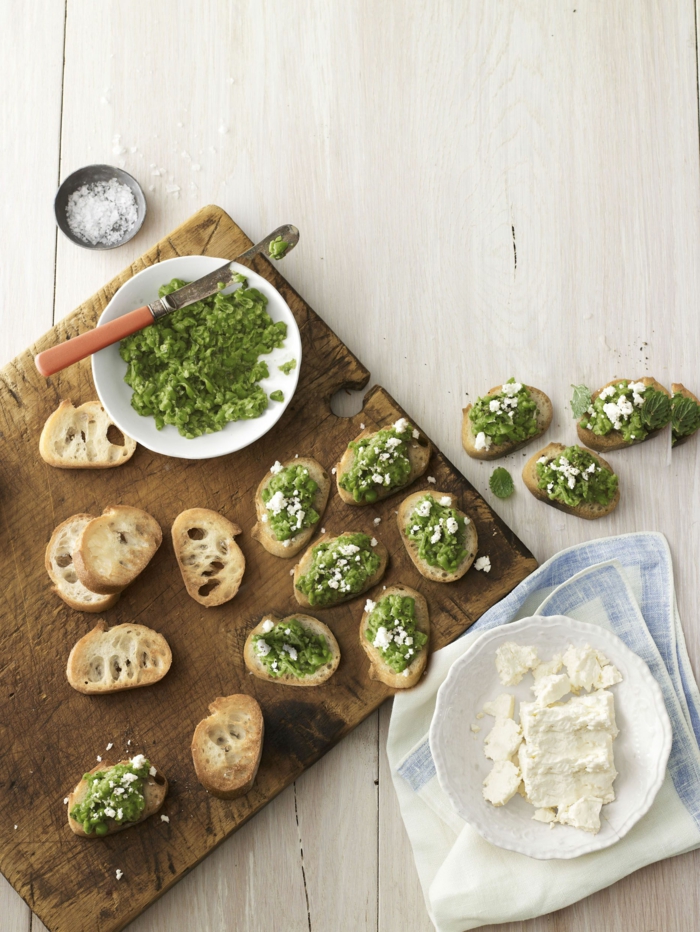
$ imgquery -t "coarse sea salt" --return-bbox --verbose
[65,178,138,247]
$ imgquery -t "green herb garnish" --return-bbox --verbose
[671,393,700,445]
[365,594,428,673]
[269,236,290,259]
[120,278,287,438]
[489,467,514,499]
[640,389,672,431]
[570,384,592,419]
[252,618,332,678]
[279,359,297,376]
[270,390,284,403]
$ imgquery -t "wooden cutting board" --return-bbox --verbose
[0,206,537,932]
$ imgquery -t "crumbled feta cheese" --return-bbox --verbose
[149,766,157,776]
[501,381,523,396]
[282,644,298,661]
[482,693,515,718]
[482,760,521,806]
[161,814,170,823]
[63,797,69,805]
[412,428,420,439]
[371,538,378,547]
[261,513,268,522]
[339,544,360,556]
[484,717,523,761]
[328,578,339,589]
[117,808,123,820]
[532,673,571,706]
[331,467,336,474]
[427,476,437,484]
[474,431,492,451]
[373,517,381,525]
[470,723,481,734]
[104,807,116,818]
[105,742,113,751]
[430,525,441,544]
[270,460,283,474]
[365,599,376,613]
[373,627,392,650]
[445,516,459,535]
[402,668,411,677]
[130,754,147,769]
[261,619,275,634]
[415,499,432,517]
[495,642,538,685]
[474,555,491,573]
[96,755,102,762]
[115,869,124,881]
[439,495,452,506]
[489,399,501,412]
[266,490,287,515]
[532,808,556,824]
[393,417,409,432]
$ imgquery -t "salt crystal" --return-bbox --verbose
[65,178,138,247]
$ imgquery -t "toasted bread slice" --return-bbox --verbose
[66,620,172,694]
[40,400,136,469]
[191,695,264,799]
[45,514,121,612]
[462,385,552,460]
[244,613,340,686]
[171,508,245,606]
[293,531,389,608]
[397,491,478,583]
[251,458,331,558]
[576,378,670,451]
[671,383,700,448]
[335,423,432,506]
[73,505,162,595]
[522,442,620,519]
[67,760,168,837]
[360,585,430,688]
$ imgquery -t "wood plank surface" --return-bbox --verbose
[0,206,536,932]
[1,2,699,931]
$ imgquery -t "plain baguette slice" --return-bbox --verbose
[671,383,700,448]
[67,760,168,837]
[462,385,552,460]
[335,423,432,506]
[66,620,172,694]
[360,584,430,688]
[522,442,620,519]
[191,695,264,799]
[172,508,245,606]
[576,377,670,451]
[293,531,389,609]
[45,514,120,612]
[251,457,330,558]
[244,613,340,686]
[397,491,478,583]
[40,400,136,469]
[74,505,162,595]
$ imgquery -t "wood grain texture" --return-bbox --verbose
[0,206,535,932]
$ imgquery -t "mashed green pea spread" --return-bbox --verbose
[262,461,320,542]
[364,594,428,674]
[406,495,468,573]
[296,533,380,606]
[536,446,618,507]
[469,379,538,452]
[671,392,700,446]
[270,390,284,403]
[120,277,287,438]
[279,359,297,376]
[269,236,290,259]
[339,418,416,503]
[69,755,151,836]
[253,618,332,678]
[580,380,671,443]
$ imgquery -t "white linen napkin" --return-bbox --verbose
[387,533,700,932]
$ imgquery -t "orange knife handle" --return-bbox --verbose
[34,305,155,377]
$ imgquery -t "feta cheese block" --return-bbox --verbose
[482,693,515,719]
[532,673,571,706]
[520,690,618,741]
[557,796,604,833]
[495,642,539,686]
[532,807,556,824]
[563,644,622,692]
[482,760,522,806]
[484,717,523,761]
[532,654,563,682]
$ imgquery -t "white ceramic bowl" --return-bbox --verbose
[92,256,302,459]
[429,615,672,859]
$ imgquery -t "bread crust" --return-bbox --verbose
[45,514,120,612]
[397,491,478,583]
[73,505,162,594]
[292,531,389,608]
[66,620,172,694]
[191,695,264,799]
[172,508,245,606]
[576,377,670,451]
[522,442,620,519]
[671,383,700,448]
[335,424,432,506]
[360,584,430,688]
[67,759,168,837]
[462,385,552,460]
[243,613,340,686]
[40,400,136,469]
[250,457,331,558]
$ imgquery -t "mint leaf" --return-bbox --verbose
[672,394,700,442]
[640,389,671,431]
[570,384,592,419]
[489,467,514,499]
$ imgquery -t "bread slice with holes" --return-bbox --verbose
[462,385,552,460]
[576,377,670,451]
[244,613,340,686]
[191,695,264,799]
[672,382,700,447]
[360,585,430,688]
[522,442,620,519]
[39,400,136,469]
[45,514,120,612]
[335,422,432,506]
[293,531,389,609]
[171,508,245,606]
[251,457,331,558]
[66,620,172,694]
[397,491,478,583]
[73,505,162,595]
[67,760,168,837]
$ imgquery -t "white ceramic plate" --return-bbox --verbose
[429,615,672,859]
[92,256,302,459]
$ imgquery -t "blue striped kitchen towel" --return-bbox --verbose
[387,533,700,931]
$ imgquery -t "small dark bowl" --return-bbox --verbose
[54,164,147,250]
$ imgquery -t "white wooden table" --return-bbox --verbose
[2,3,699,930]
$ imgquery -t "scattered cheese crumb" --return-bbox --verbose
[331,467,336,474]
[470,723,481,733]
[63,797,69,805]
[149,766,157,776]
[160,815,170,823]
[360,422,365,429]
[105,742,113,751]
[373,517,381,525]
[115,869,123,881]
[474,555,491,573]
[370,538,378,547]
[427,476,436,484]
[321,528,326,534]
[96,755,102,762]
[270,460,283,474]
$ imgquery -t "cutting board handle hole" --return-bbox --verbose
[330,381,375,418]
